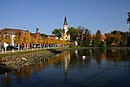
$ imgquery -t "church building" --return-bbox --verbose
[61,17,70,41]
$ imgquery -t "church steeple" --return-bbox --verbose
[62,16,70,41]
[64,16,68,25]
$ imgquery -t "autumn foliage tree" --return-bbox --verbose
[24,32,31,44]
[38,36,43,44]
[3,34,11,44]
[106,30,128,47]
[106,33,114,46]
[113,32,121,46]
[19,34,25,44]
[14,32,21,44]
[32,37,38,44]
[0,34,2,43]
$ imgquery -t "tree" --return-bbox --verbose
[84,29,91,46]
[32,37,38,44]
[19,34,24,44]
[121,32,128,46]
[106,31,123,47]
[14,32,21,44]
[38,36,43,45]
[68,27,79,41]
[52,28,62,39]
[3,34,11,44]
[77,26,92,46]
[110,31,121,46]
[106,33,114,46]
[0,34,2,43]
[24,32,31,44]
[93,30,102,47]
[68,26,91,46]
[127,12,130,24]
[113,31,122,46]
[127,12,130,46]
[14,35,19,44]
[40,34,47,38]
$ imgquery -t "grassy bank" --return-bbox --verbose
[0,47,70,59]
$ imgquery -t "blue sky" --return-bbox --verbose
[0,0,130,34]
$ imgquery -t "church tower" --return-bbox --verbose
[62,16,70,41]
[63,16,68,34]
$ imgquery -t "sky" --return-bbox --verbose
[0,0,130,34]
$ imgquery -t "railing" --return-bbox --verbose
[0,44,69,54]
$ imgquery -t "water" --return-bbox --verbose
[0,48,130,87]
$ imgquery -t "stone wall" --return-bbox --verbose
[0,48,68,73]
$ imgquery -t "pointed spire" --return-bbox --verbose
[65,16,67,22]
[64,16,68,25]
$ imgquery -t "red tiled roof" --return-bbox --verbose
[47,35,56,39]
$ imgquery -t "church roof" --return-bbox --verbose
[64,16,68,25]
[0,28,28,34]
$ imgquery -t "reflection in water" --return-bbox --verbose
[64,51,70,79]
[2,73,12,87]
[0,49,130,87]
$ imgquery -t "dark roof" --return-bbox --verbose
[0,28,28,32]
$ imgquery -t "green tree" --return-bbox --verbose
[127,12,130,24]
[121,32,128,46]
[127,12,130,46]
[113,31,122,46]
[106,33,114,46]
[94,30,102,47]
[52,28,62,39]
[68,26,91,46]
[78,27,84,45]
[40,34,47,38]
[68,27,80,41]
[69,27,76,41]
[84,29,91,46]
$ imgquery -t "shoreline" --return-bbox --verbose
[1,46,130,74]
[0,47,70,74]
[69,46,130,50]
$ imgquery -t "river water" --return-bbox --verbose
[0,48,130,87]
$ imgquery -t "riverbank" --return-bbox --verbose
[70,45,130,50]
[0,47,70,73]
[1,46,130,74]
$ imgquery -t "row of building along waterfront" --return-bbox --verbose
[0,17,70,49]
